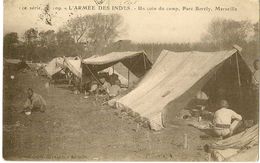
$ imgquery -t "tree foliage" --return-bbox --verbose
[66,13,123,55]
[4,32,19,58]
[202,18,254,50]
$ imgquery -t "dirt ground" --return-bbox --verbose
[3,69,215,161]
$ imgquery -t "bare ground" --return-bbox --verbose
[3,70,214,161]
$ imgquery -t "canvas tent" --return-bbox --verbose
[4,58,30,71]
[207,124,258,161]
[82,51,152,84]
[116,47,252,130]
[63,57,130,86]
[44,57,65,77]
[63,57,82,78]
[44,56,81,78]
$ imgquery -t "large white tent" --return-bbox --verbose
[116,47,252,130]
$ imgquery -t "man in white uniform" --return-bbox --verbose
[213,100,242,138]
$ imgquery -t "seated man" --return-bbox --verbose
[109,79,122,98]
[110,73,121,85]
[98,77,111,95]
[24,88,46,114]
[89,80,98,95]
[72,76,81,94]
[212,100,242,138]
[195,90,209,108]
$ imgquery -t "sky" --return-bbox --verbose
[4,0,259,43]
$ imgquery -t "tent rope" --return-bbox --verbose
[85,64,102,85]
[84,64,110,96]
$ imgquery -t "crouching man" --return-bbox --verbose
[212,100,242,138]
[23,88,46,114]
[108,79,122,98]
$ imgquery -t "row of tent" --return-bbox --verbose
[43,46,254,132]
[5,46,257,161]
[5,46,255,132]
[43,51,152,86]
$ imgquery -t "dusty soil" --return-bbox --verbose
[3,69,215,161]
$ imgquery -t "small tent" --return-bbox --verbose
[63,57,130,86]
[63,57,82,78]
[116,47,252,130]
[81,51,152,85]
[44,56,80,78]
[44,57,65,78]
[4,58,30,71]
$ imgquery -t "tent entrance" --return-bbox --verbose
[164,52,254,126]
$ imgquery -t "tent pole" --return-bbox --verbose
[235,53,241,87]
[235,52,242,100]
[80,61,83,84]
[128,69,130,88]
[152,43,154,63]
[143,54,147,71]
[85,64,110,96]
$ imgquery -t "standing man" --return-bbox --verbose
[212,100,242,138]
[252,59,260,89]
[252,59,259,121]
[23,88,46,114]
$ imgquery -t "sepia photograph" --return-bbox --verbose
[3,0,259,161]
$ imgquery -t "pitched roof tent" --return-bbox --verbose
[64,58,82,78]
[44,57,65,77]
[116,47,252,130]
[82,51,152,78]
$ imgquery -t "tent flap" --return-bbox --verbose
[82,51,152,77]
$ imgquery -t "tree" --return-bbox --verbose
[39,30,56,47]
[202,18,253,50]
[65,13,124,56]
[55,30,85,57]
[24,28,38,45]
[4,32,19,58]
[36,30,57,61]
[24,28,39,60]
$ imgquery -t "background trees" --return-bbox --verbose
[201,18,254,50]
[65,13,124,55]
[4,32,19,58]
[3,16,259,67]
[3,13,124,61]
